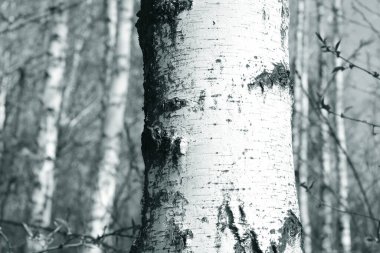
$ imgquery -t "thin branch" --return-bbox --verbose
[316,33,380,82]
[321,105,380,135]
[295,71,379,229]
[351,2,380,40]
[354,0,380,18]
[0,219,139,253]
[33,241,86,253]
[0,1,84,34]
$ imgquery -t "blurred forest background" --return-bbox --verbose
[0,0,379,253]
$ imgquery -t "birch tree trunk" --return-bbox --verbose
[87,0,134,251]
[317,1,333,252]
[333,0,351,252]
[295,0,311,252]
[28,3,68,252]
[132,1,303,252]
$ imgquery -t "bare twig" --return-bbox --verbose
[0,1,84,34]
[316,33,380,81]
[295,70,378,231]
[0,219,139,253]
[320,104,380,135]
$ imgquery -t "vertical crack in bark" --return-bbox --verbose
[216,196,263,253]
[197,90,206,111]
[215,196,302,253]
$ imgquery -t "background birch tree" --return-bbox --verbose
[294,0,312,252]
[332,0,352,251]
[27,2,68,251]
[87,0,135,251]
[316,1,333,252]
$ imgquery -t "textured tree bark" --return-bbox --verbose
[28,3,68,252]
[87,0,134,251]
[295,0,311,252]
[132,1,303,252]
[333,0,351,252]
[316,1,333,252]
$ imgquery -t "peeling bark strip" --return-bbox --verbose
[133,0,302,252]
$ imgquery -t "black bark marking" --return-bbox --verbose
[172,191,189,207]
[141,125,185,169]
[152,189,169,207]
[201,217,209,223]
[167,218,193,251]
[271,243,278,253]
[248,63,291,93]
[197,90,206,111]
[216,197,263,253]
[137,0,193,46]
[280,1,290,50]
[239,204,247,222]
[159,97,187,114]
[276,210,303,253]
[215,201,302,253]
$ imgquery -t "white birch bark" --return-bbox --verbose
[87,0,134,251]
[28,4,68,252]
[317,1,333,252]
[132,1,303,252]
[334,0,351,251]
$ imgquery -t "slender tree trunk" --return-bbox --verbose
[317,1,334,252]
[132,1,303,252]
[293,0,304,172]
[87,0,134,251]
[28,3,68,252]
[0,76,7,155]
[0,50,11,165]
[295,0,311,252]
[333,0,351,252]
